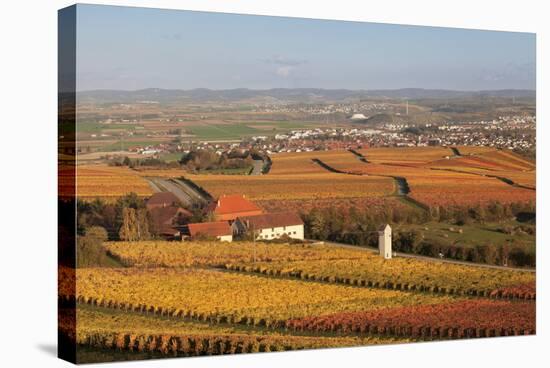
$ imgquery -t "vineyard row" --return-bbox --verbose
[77,333,302,356]
[63,296,533,340]
[223,264,536,301]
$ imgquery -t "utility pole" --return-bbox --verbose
[406,100,409,115]
[252,222,256,264]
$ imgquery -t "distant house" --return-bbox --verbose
[146,192,181,210]
[233,212,304,241]
[208,194,263,221]
[149,206,192,240]
[186,221,233,242]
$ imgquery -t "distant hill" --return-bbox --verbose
[75,88,536,104]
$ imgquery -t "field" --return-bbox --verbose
[304,148,537,207]
[75,165,154,200]
[187,171,397,212]
[286,299,535,338]
[69,147,536,362]
[65,240,535,362]
[394,221,535,254]
[74,147,535,208]
[359,147,454,166]
[64,307,409,362]
[105,241,535,297]
[189,173,393,201]
[75,267,458,323]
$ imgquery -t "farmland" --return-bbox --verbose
[105,241,535,296]
[65,307,409,362]
[74,146,535,209]
[75,268,458,323]
[75,165,154,200]
[66,239,535,362]
[286,299,535,338]
[305,148,536,207]
[69,146,536,362]
[189,173,393,201]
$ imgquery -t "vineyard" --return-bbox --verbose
[67,307,409,357]
[69,146,536,361]
[73,268,457,324]
[73,147,535,209]
[357,147,454,166]
[66,239,536,361]
[225,259,535,299]
[105,241,367,267]
[76,165,154,200]
[188,172,393,201]
[286,299,535,338]
[105,241,535,298]
[307,149,535,207]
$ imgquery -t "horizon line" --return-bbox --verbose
[75,87,536,93]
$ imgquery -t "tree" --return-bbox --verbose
[499,243,511,266]
[308,209,328,240]
[395,230,422,253]
[119,207,138,241]
[136,208,151,240]
[118,207,151,241]
[86,226,108,242]
[76,226,110,267]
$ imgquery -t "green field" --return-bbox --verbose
[395,221,535,254]
[76,122,144,133]
[187,124,260,140]
[159,152,184,162]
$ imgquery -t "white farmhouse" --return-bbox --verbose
[378,224,392,259]
[233,212,304,240]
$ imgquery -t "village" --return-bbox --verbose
[88,114,535,164]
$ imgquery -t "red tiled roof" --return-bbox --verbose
[237,212,303,229]
[213,194,262,216]
[187,221,232,237]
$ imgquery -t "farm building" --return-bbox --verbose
[233,212,304,241]
[186,221,233,242]
[149,206,192,240]
[146,192,181,210]
[208,194,263,221]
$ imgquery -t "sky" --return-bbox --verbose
[74,4,536,91]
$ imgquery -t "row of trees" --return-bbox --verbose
[77,193,205,242]
[393,230,535,267]
[301,201,535,267]
[180,149,255,173]
[77,193,150,240]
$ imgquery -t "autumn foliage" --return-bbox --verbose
[286,300,535,339]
